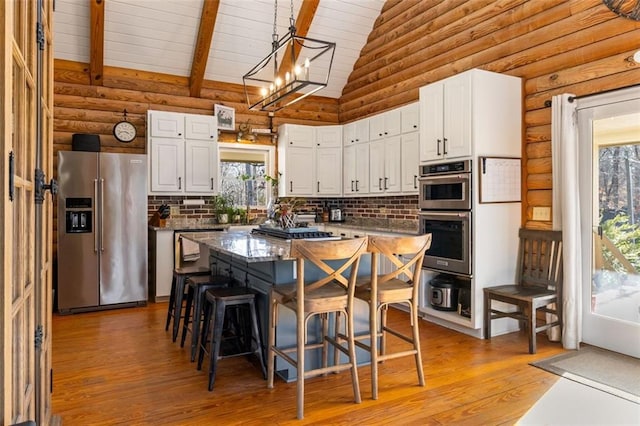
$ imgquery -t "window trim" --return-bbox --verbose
[218,142,277,204]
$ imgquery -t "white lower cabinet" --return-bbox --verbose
[148,229,174,301]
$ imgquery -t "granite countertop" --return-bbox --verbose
[148,219,229,232]
[182,230,292,263]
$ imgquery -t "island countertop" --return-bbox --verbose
[182,229,292,263]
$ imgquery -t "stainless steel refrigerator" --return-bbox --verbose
[57,151,148,313]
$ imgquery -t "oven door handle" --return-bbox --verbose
[418,211,471,219]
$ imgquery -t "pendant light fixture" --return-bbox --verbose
[243,0,336,112]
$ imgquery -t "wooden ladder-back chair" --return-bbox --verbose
[353,234,432,400]
[266,237,368,420]
[483,229,563,354]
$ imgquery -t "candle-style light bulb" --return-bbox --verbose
[304,58,310,80]
[285,72,290,84]
[269,83,274,94]
[260,87,268,98]
[294,64,302,77]
[275,77,282,89]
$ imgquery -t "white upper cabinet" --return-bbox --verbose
[316,125,342,148]
[147,110,218,195]
[185,114,217,140]
[369,136,401,194]
[184,140,218,192]
[282,124,314,148]
[369,109,401,141]
[149,137,184,193]
[400,103,419,134]
[401,132,420,193]
[149,110,185,138]
[419,69,521,164]
[420,72,471,162]
[315,126,343,196]
[278,124,342,198]
[343,118,370,144]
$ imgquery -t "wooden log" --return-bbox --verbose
[343,0,565,101]
[341,2,607,114]
[526,157,552,175]
[526,189,552,206]
[527,173,552,190]
[525,141,552,159]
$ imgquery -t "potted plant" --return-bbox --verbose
[212,194,231,224]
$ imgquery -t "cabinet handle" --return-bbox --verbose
[178,133,182,136]
[384,132,388,135]
[355,139,359,142]
[437,139,441,156]
[413,124,417,129]
[290,181,293,192]
[317,181,320,192]
[355,180,359,192]
[413,175,418,189]
[210,135,214,138]
[290,141,293,145]
[443,137,448,155]
[351,180,355,192]
[384,177,388,190]
[379,133,383,137]
[210,178,214,190]
[378,178,382,190]
[178,177,182,190]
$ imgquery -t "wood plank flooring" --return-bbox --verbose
[52,302,564,425]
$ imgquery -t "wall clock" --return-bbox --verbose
[113,110,137,143]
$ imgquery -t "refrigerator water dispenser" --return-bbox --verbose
[66,211,92,233]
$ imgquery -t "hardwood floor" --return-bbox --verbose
[52,302,564,425]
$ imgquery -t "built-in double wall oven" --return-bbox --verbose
[418,160,472,276]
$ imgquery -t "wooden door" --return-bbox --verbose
[1,0,54,424]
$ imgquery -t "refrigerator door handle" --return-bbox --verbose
[100,178,105,252]
[94,178,99,252]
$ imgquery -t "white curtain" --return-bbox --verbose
[551,94,582,350]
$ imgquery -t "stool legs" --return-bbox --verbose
[205,295,266,391]
[165,275,177,331]
[172,275,188,342]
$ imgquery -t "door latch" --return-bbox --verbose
[35,168,58,204]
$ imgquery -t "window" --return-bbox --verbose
[218,143,276,207]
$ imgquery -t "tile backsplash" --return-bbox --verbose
[148,194,419,228]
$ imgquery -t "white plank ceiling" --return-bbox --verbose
[53,0,385,99]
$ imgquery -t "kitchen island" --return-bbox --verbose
[182,229,372,381]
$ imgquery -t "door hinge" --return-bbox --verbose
[34,324,44,349]
[9,151,15,201]
[36,22,45,51]
[35,168,58,204]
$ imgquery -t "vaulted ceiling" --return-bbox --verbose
[53,0,385,99]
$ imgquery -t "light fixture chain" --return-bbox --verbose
[290,0,295,29]
[272,0,278,44]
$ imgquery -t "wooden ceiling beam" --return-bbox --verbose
[89,0,105,86]
[277,0,319,77]
[190,0,220,98]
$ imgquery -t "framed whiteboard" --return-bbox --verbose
[479,157,521,203]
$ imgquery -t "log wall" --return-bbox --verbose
[340,0,640,229]
[53,0,640,236]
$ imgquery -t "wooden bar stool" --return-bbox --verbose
[165,265,211,342]
[352,234,432,400]
[267,237,368,420]
[198,287,266,391]
[181,274,230,361]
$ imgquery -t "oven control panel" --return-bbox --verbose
[420,159,471,176]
